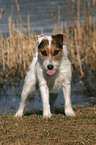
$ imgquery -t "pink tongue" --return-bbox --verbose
[47,70,56,75]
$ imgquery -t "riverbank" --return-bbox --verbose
[0,105,96,144]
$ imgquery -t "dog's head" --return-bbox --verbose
[37,34,64,75]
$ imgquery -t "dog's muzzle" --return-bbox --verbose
[47,64,54,70]
[47,64,56,75]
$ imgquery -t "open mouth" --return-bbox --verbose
[47,70,56,75]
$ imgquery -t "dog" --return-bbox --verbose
[14,34,75,118]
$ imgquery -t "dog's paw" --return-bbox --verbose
[14,111,23,117]
[65,108,75,117]
[43,113,52,118]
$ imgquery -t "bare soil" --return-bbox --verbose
[0,106,96,145]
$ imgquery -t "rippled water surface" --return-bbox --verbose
[0,80,96,115]
[0,0,95,35]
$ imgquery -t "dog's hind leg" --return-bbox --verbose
[50,94,58,114]
[14,61,36,117]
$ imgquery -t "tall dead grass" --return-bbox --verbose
[0,16,37,79]
[54,0,96,79]
[0,0,96,85]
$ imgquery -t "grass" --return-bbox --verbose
[0,2,96,95]
[0,1,96,80]
[0,20,37,78]
[0,106,96,144]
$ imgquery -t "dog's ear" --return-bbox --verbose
[52,34,64,49]
[36,34,49,49]
[36,34,45,45]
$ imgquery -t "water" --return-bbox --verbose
[0,80,96,115]
[1,0,96,35]
[0,0,63,34]
[0,0,96,115]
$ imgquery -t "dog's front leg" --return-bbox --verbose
[40,84,52,118]
[14,68,36,117]
[62,83,75,117]
[14,89,29,117]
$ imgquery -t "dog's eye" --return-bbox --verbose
[53,50,60,56]
[41,51,47,56]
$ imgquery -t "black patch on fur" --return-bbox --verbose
[52,34,63,49]
[38,39,49,49]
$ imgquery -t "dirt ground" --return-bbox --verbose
[0,106,96,145]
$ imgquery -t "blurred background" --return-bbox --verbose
[0,0,96,115]
[1,0,96,35]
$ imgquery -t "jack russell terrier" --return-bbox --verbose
[14,34,75,118]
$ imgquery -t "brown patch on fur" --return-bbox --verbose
[50,44,63,61]
[38,35,63,62]
[38,44,63,61]
[52,34,63,49]
[38,39,49,50]
[38,45,49,61]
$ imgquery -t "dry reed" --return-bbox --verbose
[0,0,96,87]
[0,16,37,79]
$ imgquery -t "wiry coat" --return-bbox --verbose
[15,34,75,118]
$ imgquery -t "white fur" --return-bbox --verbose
[14,37,75,118]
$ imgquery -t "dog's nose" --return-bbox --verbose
[47,64,54,70]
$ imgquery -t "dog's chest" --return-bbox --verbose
[46,74,64,93]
